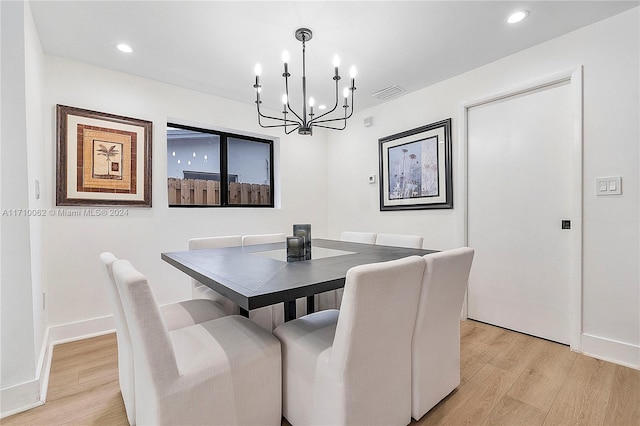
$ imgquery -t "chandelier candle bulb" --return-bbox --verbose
[282,50,290,75]
[350,66,357,89]
[253,63,262,97]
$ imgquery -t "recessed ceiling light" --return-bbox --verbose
[507,10,529,24]
[117,43,133,53]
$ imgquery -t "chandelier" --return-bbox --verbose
[253,28,357,136]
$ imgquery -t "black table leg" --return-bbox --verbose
[239,307,249,318]
[284,300,297,322]
[306,295,315,315]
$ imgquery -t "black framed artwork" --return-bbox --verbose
[379,118,453,210]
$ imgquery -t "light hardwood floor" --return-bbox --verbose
[3,319,639,425]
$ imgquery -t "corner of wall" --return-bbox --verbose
[1,315,115,419]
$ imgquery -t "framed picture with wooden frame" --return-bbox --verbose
[56,105,152,207]
[379,118,453,210]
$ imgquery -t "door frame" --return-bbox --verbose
[460,67,583,352]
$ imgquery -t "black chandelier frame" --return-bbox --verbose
[253,28,356,136]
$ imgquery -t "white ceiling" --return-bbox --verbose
[29,1,638,114]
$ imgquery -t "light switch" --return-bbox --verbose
[368,174,377,184]
[596,176,622,196]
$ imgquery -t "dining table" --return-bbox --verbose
[161,238,436,321]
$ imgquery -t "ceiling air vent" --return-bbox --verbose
[372,85,405,100]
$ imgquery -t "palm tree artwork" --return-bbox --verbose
[94,142,122,179]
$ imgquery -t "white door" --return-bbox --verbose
[467,81,574,344]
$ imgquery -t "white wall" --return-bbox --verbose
[327,8,639,367]
[24,0,47,375]
[1,0,46,413]
[42,57,329,327]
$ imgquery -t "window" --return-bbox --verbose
[167,124,274,207]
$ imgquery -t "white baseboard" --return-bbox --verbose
[0,380,43,418]
[47,314,115,345]
[581,333,639,369]
[1,315,115,419]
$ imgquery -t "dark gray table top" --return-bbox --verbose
[161,238,436,311]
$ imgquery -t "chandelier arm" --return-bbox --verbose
[258,111,301,127]
[257,111,302,130]
[314,103,348,130]
[311,94,353,129]
[257,121,302,132]
[308,78,340,125]
[312,105,350,124]
[285,104,304,123]
[257,100,301,126]
[338,89,356,122]
[312,122,347,131]
[311,110,351,125]
[311,84,356,125]
[258,108,301,125]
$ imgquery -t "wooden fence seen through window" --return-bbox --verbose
[168,177,271,206]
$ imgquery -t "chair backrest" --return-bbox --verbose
[330,256,425,419]
[242,233,286,246]
[188,235,243,298]
[339,231,377,244]
[375,233,424,249]
[99,252,136,425]
[189,235,242,251]
[411,247,475,419]
[112,259,179,408]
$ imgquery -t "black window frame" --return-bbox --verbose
[168,122,275,208]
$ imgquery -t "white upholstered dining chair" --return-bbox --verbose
[100,252,230,425]
[112,258,282,426]
[340,231,377,244]
[189,235,242,315]
[376,232,424,249]
[242,233,309,330]
[274,255,426,426]
[241,233,286,246]
[339,231,377,244]
[411,247,475,420]
[316,231,379,311]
